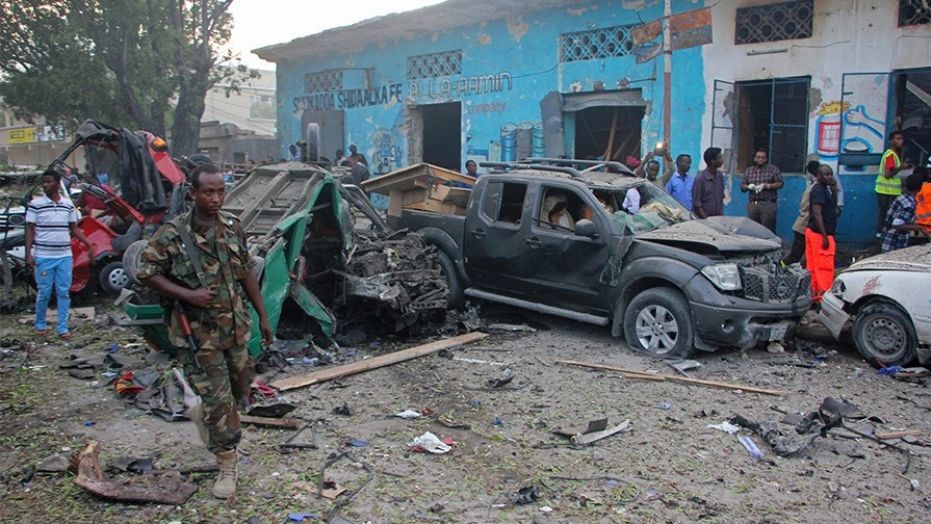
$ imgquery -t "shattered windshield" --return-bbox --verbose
[603,182,693,234]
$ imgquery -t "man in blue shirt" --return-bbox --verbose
[664,154,694,210]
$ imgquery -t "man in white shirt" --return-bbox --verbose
[25,169,94,339]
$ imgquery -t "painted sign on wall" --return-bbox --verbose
[292,83,403,113]
[409,72,513,100]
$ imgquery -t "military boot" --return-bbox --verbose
[212,449,238,499]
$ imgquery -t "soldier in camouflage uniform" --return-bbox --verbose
[137,163,272,499]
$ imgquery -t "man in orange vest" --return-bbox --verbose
[913,165,931,245]
[875,131,912,237]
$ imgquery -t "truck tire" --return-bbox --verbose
[853,302,917,367]
[623,287,693,358]
[99,261,130,295]
[437,251,463,309]
[122,240,149,285]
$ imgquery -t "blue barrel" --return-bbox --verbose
[531,123,545,157]
[500,124,517,162]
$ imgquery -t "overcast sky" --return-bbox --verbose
[227,0,445,70]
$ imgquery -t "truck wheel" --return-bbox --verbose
[623,288,693,358]
[437,251,463,309]
[853,302,917,367]
[99,261,129,295]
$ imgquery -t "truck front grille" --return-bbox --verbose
[740,265,810,303]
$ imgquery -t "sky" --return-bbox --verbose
[227,0,446,71]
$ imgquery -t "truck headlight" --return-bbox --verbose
[701,263,742,291]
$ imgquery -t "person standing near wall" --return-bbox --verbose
[664,154,694,210]
[634,150,674,188]
[880,173,926,253]
[691,147,725,218]
[875,131,912,237]
[912,166,931,246]
[25,169,94,339]
[740,148,783,232]
[805,164,838,304]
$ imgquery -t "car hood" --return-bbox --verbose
[845,244,931,273]
[636,218,781,254]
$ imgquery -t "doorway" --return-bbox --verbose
[735,78,809,172]
[573,106,645,162]
[410,102,461,170]
[892,67,931,166]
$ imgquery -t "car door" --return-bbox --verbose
[463,179,531,295]
[520,182,613,312]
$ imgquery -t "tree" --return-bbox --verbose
[0,0,255,156]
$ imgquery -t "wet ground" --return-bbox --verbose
[1,300,929,523]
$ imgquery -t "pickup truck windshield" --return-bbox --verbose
[608,182,693,234]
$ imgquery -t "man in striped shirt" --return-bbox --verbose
[25,169,94,339]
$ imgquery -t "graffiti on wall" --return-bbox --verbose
[293,83,403,113]
[812,100,848,159]
[409,72,513,100]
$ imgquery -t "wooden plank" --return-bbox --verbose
[555,359,787,397]
[876,430,923,440]
[239,415,300,430]
[271,332,488,391]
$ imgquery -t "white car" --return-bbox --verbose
[819,244,931,366]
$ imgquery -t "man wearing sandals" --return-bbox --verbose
[25,169,94,340]
[136,163,272,499]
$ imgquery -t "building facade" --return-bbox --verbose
[0,105,71,170]
[199,70,279,165]
[258,0,931,245]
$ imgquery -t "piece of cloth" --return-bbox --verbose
[915,182,931,231]
[876,193,897,236]
[665,172,694,211]
[137,209,256,453]
[880,193,917,253]
[692,168,725,217]
[804,227,835,303]
[875,148,902,196]
[25,194,78,259]
[782,231,806,266]
[743,164,783,202]
[34,256,72,334]
[623,188,641,214]
[747,201,777,232]
[792,182,814,235]
[808,183,837,236]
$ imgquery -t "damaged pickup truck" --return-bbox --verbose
[395,159,811,358]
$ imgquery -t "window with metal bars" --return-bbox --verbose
[734,0,813,45]
[899,0,931,26]
[304,70,343,93]
[406,50,462,80]
[559,25,635,62]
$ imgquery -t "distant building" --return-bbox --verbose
[0,103,71,169]
[256,0,931,246]
[198,70,279,167]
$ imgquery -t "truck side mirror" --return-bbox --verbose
[575,219,598,238]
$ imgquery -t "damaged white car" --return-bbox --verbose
[818,244,931,366]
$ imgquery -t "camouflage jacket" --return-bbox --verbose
[137,210,255,351]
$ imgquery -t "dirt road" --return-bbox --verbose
[1,302,929,523]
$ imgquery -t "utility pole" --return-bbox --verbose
[662,0,672,148]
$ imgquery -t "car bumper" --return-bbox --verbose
[690,301,806,350]
[817,293,849,340]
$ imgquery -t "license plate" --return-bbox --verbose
[769,324,789,341]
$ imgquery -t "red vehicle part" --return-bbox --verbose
[69,216,119,293]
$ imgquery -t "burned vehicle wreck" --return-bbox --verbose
[388,159,811,358]
[120,162,447,356]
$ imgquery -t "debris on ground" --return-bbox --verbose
[737,435,764,460]
[571,418,631,445]
[319,479,346,499]
[486,368,514,388]
[395,409,422,419]
[73,440,197,505]
[509,485,539,505]
[488,323,537,334]
[270,332,488,391]
[239,415,300,430]
[409,432,454,454]
[35,454,70,473]
[707,421,741,434]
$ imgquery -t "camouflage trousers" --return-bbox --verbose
[180,344,254,454]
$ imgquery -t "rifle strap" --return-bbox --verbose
[176,217,210,290]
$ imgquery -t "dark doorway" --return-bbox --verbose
[573,105,645,162]
[892,67,931,166]
[420,102,461,170]
[735,78,809,173]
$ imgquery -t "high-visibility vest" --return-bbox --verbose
[875,149,902,196]
[916,182,931,229]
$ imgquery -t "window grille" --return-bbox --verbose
[735,0,813,45]
[304,70,343,93]
[406,50,462,80]
[559,25,635,62]
[899,0,931,26]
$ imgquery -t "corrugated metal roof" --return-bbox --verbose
[254,0,583,63]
